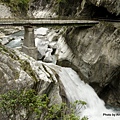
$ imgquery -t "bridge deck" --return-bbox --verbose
[0,19,99,26]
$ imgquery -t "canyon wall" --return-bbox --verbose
[60,22,120,107]
[0,0,120,109]
[30,0,120,107]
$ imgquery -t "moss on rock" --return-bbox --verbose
[20,60,38,82]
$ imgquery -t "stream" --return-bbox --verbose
[58,67,120,120]
[6,30,24,48]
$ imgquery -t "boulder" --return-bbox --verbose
[0,45,63,119]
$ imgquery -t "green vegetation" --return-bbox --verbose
[57,0,67,3]
[0,44,8,52]
[0,89,88,120]
[0,44,19,60]
[0,0,30,16]
[47,0,67,4]
[20,60,38,82]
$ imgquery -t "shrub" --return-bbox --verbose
[0,89,88,120]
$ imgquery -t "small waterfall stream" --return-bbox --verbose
[58,67,120,120]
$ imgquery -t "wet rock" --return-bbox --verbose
[47,30,59,42]
[43,48,53,63]
[35,27,49,36]
[35,28,59,63]
[35,38,49,59]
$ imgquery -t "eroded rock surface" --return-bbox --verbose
[0,44,64,119]
[57,22,120,107]
[30,0,120,18]
[0,45,53,93]
[0,4,12,18]
[89,0,120,15]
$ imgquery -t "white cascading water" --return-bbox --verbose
[58,67,120,120]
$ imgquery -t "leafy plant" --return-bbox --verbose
[0,89,88,120]
[0,89,47,120]
[81,116,88,120]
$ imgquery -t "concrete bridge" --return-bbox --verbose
[0,19,99,59]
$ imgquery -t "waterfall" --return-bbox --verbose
[58,67,120,120]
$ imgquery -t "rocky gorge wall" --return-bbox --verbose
[30,0,120,107]
[0,44,65,119]
[30,0,120,18]
[0,0,120,111]
[60,22,120,107]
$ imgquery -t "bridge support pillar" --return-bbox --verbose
[22,26,37,60]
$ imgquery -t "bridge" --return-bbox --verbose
[0,19,99,59]
[0,19,99,26]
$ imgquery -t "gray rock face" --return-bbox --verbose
[30,0,120,19]
[0,45,60,92]
[0,4,12,18]
[89,0,120,15]
[29,0,120,107]
[58,22,120,107]
[0,44,65,119]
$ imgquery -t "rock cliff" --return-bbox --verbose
[30,0,120,107]
[30,0,120,18]
[90,0,120,16]
[0,0,120,110]
[0,44,64,119]
[0,43,62,96]
[57,22,120,107]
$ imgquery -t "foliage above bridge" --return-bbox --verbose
[0,0,30,16]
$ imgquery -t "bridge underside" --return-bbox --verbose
[0,19,99,59]
[0,19,99,27]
